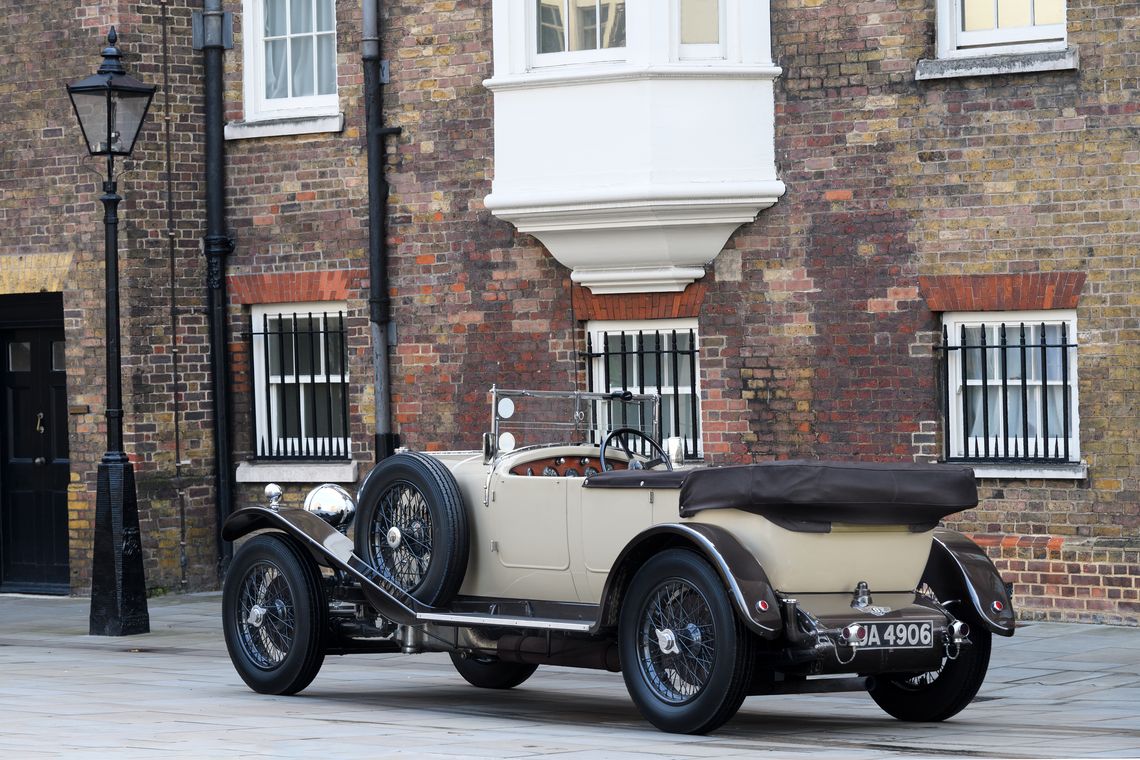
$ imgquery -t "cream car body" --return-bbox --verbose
[220,388,1016,735]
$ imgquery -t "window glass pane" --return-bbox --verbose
[641,333,660,388]
[290,0,314,33]
[330,385,346,436]
[268,317,295,376]
[680,0,719,44]
[962,0,995,31]
[316,0,335,31]
[962,327,984,379]
[265,39,289,99]
[999,0,1033,28]
[676,332,694,388]
[537,0,565,53]
[277,384,301,438]
[327,314,344,376]
[296,317,316,375]
[569,0,597,52]
[265,0,287,36]
[291,36,315,96]
[8,342,30,372]
[317,35,336,94]
[1035,0,1064,24]
[605,333,634,387]
[600,0,625,48]
[52,341,66,372]
[1044,324,1064,381]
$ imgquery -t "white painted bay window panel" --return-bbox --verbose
[486,0,783,294]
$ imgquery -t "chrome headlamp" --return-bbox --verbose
[303,483,356,529]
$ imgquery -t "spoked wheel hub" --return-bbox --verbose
[638,579,716,705]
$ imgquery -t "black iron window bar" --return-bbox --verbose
[584,328,701,460]
[939,321,1077,463]
[251,310,349,460]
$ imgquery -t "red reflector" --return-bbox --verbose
[758,600,770,612]
[992,601,1005,612]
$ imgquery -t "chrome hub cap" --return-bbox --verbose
[247,604,267,628]
[655,628,680,655]
[386,526,402,549]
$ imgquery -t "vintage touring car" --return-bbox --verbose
[221,388,1014,734]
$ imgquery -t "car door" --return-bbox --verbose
[485,470,578,601]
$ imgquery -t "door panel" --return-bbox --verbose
[1,326,70,593]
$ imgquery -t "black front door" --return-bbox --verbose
[0,323,70,593]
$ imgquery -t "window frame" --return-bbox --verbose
[530,0,628,68]
[936,0,1067,59]
[585,318,702,460]
[250,301,351,461]
[941,309,1080,471]
[240,0,340,123]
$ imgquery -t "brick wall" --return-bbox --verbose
[746,0,1139,621]
[1,0,219,594]
[3,0,1134,621]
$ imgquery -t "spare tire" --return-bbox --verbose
[354,452,469,606]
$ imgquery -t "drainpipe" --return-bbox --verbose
[198,0,236,573]
[363,0,401,461]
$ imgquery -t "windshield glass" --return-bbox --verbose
[490,388,660,455]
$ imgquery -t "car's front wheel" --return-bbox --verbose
[222,534,327,695]
[619,549,754,734]
[449,652,538,689]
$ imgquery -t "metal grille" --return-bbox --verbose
[584,328,701,459]
[251,310,349,460]
[939,321,1077,463]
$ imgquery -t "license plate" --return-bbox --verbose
[860,621,935,650]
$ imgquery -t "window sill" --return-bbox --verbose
[224,113,345,141]
[916,46,1078,81]
[962,461,1087,481]
[236,460,358,484]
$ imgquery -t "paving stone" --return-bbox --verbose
[2,593,1140,757]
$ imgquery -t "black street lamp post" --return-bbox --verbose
[67,27,156,636]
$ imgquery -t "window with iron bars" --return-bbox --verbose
[939,310,1079,464]
[583,320,701,459]
[250,303,350,460]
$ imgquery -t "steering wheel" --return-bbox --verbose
[599,428,674,472]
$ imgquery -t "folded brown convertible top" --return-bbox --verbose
[584,460,977,532]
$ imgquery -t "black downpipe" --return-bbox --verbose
[363,0,401,461]
[201,0,236,573]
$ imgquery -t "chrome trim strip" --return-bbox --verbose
[416,612,594,632]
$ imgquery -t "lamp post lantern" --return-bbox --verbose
[67,27,156,636]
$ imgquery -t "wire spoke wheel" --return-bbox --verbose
[370,480,434,592]
[620,549,753,734]
[354,452,469,607]
[868,580,993,722]
[638,579,717,704]
[236,560,296,669]
[222,535,326,695]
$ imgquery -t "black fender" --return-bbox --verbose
[597,522,783,639]
[222,505,423,625]
[923,528,1016,636]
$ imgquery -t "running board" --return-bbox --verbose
[418,611,593,632]
[224,507,601,633]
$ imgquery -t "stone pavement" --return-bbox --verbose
[1,592,1139,759]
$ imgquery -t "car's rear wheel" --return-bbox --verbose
[619,549,754,734]
[223,534,326,695]
[449,652,538,689]
[869,583,993,722]
[355,452,469,606]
